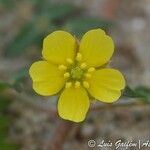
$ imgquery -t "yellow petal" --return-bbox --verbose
[79,29,114,67]
[29,61,65,96]
[87,68,125,103]
[42,31,76,65]
[58,87,90,122]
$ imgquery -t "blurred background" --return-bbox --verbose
[0,0,150,149]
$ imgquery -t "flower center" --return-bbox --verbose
[71,66,83,80]
[59,55,96,89]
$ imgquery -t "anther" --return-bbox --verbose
[58,65,67,71]
[74,81,81,88]
[84,73,91,79]
[83,81,90,88]
[80,63,87,69]
[63,72,70,78]
[76,53,82,61]
[66,58,73,64]
[88,67,95,72]
[65,82,72,88]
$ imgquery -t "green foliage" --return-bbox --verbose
[0,99,20,150]
[12,67,29,84]
[0,81,11,92]
[134,86,150,103]
[0,92,19,150]
[0,0,15,9]
[123,86,138,98]
[0,67,29,92]
[4,3,79,57]
[0,140,19,150]
[123,86,150,103]
[4,1,112,57]
[42,3,79,21]
[11,67,29,92]
[4,22,43,57]
[0,116,11,131]
[64,17,112,38]
[0,96,11,112]
[0,103,19,150]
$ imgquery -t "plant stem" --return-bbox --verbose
[90,101,149,112]
[4,90,150,150]
[47,120,74,150]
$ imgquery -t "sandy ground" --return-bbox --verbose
[0,0,150,150]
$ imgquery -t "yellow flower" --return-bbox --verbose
[29,29,125,122]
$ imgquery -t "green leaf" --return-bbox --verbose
[64,17,113,38]
[0,128,8,139]
[4,3,79,57]
[0,116,11,128]
[123,86,150,103]
[0,116,10,137]
[34,2,79,21]
[45,3,79,21]
[0,141,19,150]
[123,86,138,98]
[11,67,29,92]
[0,96,11,112]
[12,67,29,83]
[0,0,15,9]
[134,86,150,103]
[0,81,11,92]
[32,0,52,14]
[4,22,43,57]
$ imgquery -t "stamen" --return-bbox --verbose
[66,58,73,64]
[63,72,70,78]
[80,63,87,69]
[74,81,80,88]
[65,82,72,88]
[58,65,67,71]
[88,67,95,72]
[76,53,82,61]
[83,81,90,88]
[84,73,91,79]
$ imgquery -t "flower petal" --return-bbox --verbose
[79,29,114,67]
[58,87,90,122]
[87,68,125,103]
[29,61,65,96]
[42,31,76,65]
